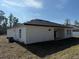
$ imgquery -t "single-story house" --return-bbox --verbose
[7,19,73,44]
[71,25,79,37]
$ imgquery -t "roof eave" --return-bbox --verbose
[24,23,72,28]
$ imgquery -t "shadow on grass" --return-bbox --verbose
[15,37,79,58]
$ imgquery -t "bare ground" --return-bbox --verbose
[0,36,79,59]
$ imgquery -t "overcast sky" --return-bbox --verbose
[0,0,79,24]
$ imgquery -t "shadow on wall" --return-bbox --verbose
[16,38,79,58]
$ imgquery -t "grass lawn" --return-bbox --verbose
[0,35,79,59]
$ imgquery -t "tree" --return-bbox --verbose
[13,17,18,27]
[9,13,19,27]
[0,10,5,16]
[74,20,79,26]
[64,19,71,26]
[0,11,19,34]
[8,14,13,28]
[0,10,8,34]
[1,16,8,34]
[0,10,5,24]
[3,17,8,29]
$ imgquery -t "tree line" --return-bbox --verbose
[0,10,19,35]
[64,19,79,26]
[0,10,79,35]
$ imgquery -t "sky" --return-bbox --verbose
[0,0,79,24]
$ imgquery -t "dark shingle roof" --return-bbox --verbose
[24,19,72,28]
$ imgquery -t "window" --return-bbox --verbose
[69,30,71,35]
[67,30,71,35]
[19,29,21,38]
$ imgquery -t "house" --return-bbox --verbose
[7,19,73,44]
[71,25,79,37]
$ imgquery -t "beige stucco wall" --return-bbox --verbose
[7,26,27,44]
[7,25,72,44]
[7,25,53,44]
[15,27,26,44]
[26,25,54,44]
[7,28,16,39]
[64,28,72,38]
[54,28,65,40]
